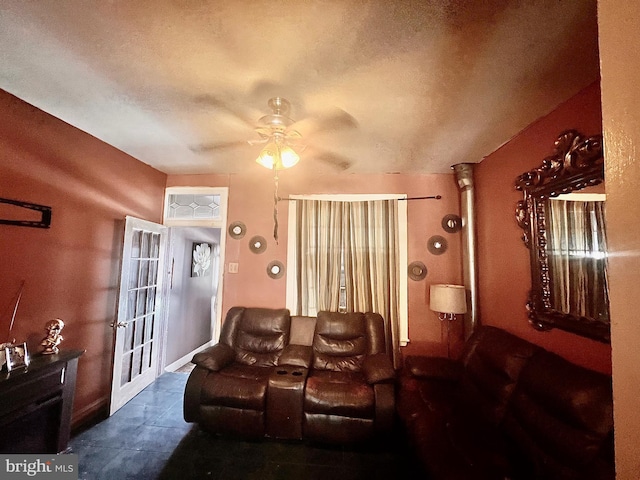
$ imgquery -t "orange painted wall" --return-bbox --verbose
[168,166,463,359]
[0,90,167,425]
[475,81,611,374]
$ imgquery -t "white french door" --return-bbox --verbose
[110,216,167,415]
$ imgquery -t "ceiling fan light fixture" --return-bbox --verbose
[256,142,279,169]
[279,146,300,169]
[255,142,299,170]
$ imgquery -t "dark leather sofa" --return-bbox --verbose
[184,307,395,443]
[397,326,614,480]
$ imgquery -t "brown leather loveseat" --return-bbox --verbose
[397,326,614,480]
[183,307,395,443]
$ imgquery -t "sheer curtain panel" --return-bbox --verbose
[294,199,401,368]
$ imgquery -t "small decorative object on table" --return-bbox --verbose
[41,318,65,355]
[0,341,14,370]
[5,342,29,371]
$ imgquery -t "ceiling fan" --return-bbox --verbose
[250,97,305,170]
[190,96,357,171]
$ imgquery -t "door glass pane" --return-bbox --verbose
[141,231,150,258]
[131,230,141,258]
[124,322,134,351]
[131,347,143,379]
[146,287,156,311]
[134,318,144,348]
[142,344,152,371]
[148,261,158,285]
[128,260,140,290]
[121,353,132,386]
[139,260,150,288]
[136,289,147,317]
[144,314,154,342]
[150,233,160,258]
[127,291,136,321]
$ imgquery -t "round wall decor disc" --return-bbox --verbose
[408,261,427,281]
[427,235,448,255]
[249,235,267,254]
[228,221,246,239]
[266,260,285,279]
[441,214,462,233]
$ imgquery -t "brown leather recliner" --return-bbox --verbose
[184,307,396,443]
[397,326,614,479]
[183,306,290,439]
[302,311,396,443]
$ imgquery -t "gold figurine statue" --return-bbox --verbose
[41,319,64,355]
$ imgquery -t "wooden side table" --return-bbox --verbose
[0,349,83,453]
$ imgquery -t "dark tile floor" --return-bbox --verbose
[70,372,426,479]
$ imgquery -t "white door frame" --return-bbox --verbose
[159,187,228,372]
[161,227,221,373]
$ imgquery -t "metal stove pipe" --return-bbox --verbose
[452,163,478,339]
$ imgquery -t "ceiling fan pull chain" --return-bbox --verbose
[273,170,279,244]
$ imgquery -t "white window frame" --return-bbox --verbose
[285,193,409,346]
[163,186,228,228]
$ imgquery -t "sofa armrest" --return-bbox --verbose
[404,355,463,382]
[183,366,208,422]
[192,343,235,372]
[278,344,312,368]
[362,353,396,384]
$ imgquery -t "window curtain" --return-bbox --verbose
[343,200,400,367]
[295,200,344,315]
[546,199,610,322]
[295,199,401,368]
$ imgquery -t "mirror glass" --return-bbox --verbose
[545,190,609,323]
[515,130,610,342]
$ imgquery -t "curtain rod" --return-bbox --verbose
[400,195,442,201]
[277,195,442,201]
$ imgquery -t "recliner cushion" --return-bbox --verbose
[454,326,540,426]
[200,365,271,410]
[503,349,614,479]
[304,370,375,418]
[312,311,367,371]
[233,308,291,366]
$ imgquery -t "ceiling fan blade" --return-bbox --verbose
[289,107,358,137]
[247,138,269,147]
[192,94,257,129]
[254,127,273,138]
[189,140,249,154]
[284,129,303,140]
[305,147,352,171]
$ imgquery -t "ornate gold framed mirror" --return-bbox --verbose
[515,130,610,342]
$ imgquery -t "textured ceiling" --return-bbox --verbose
[0,0,600,175]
